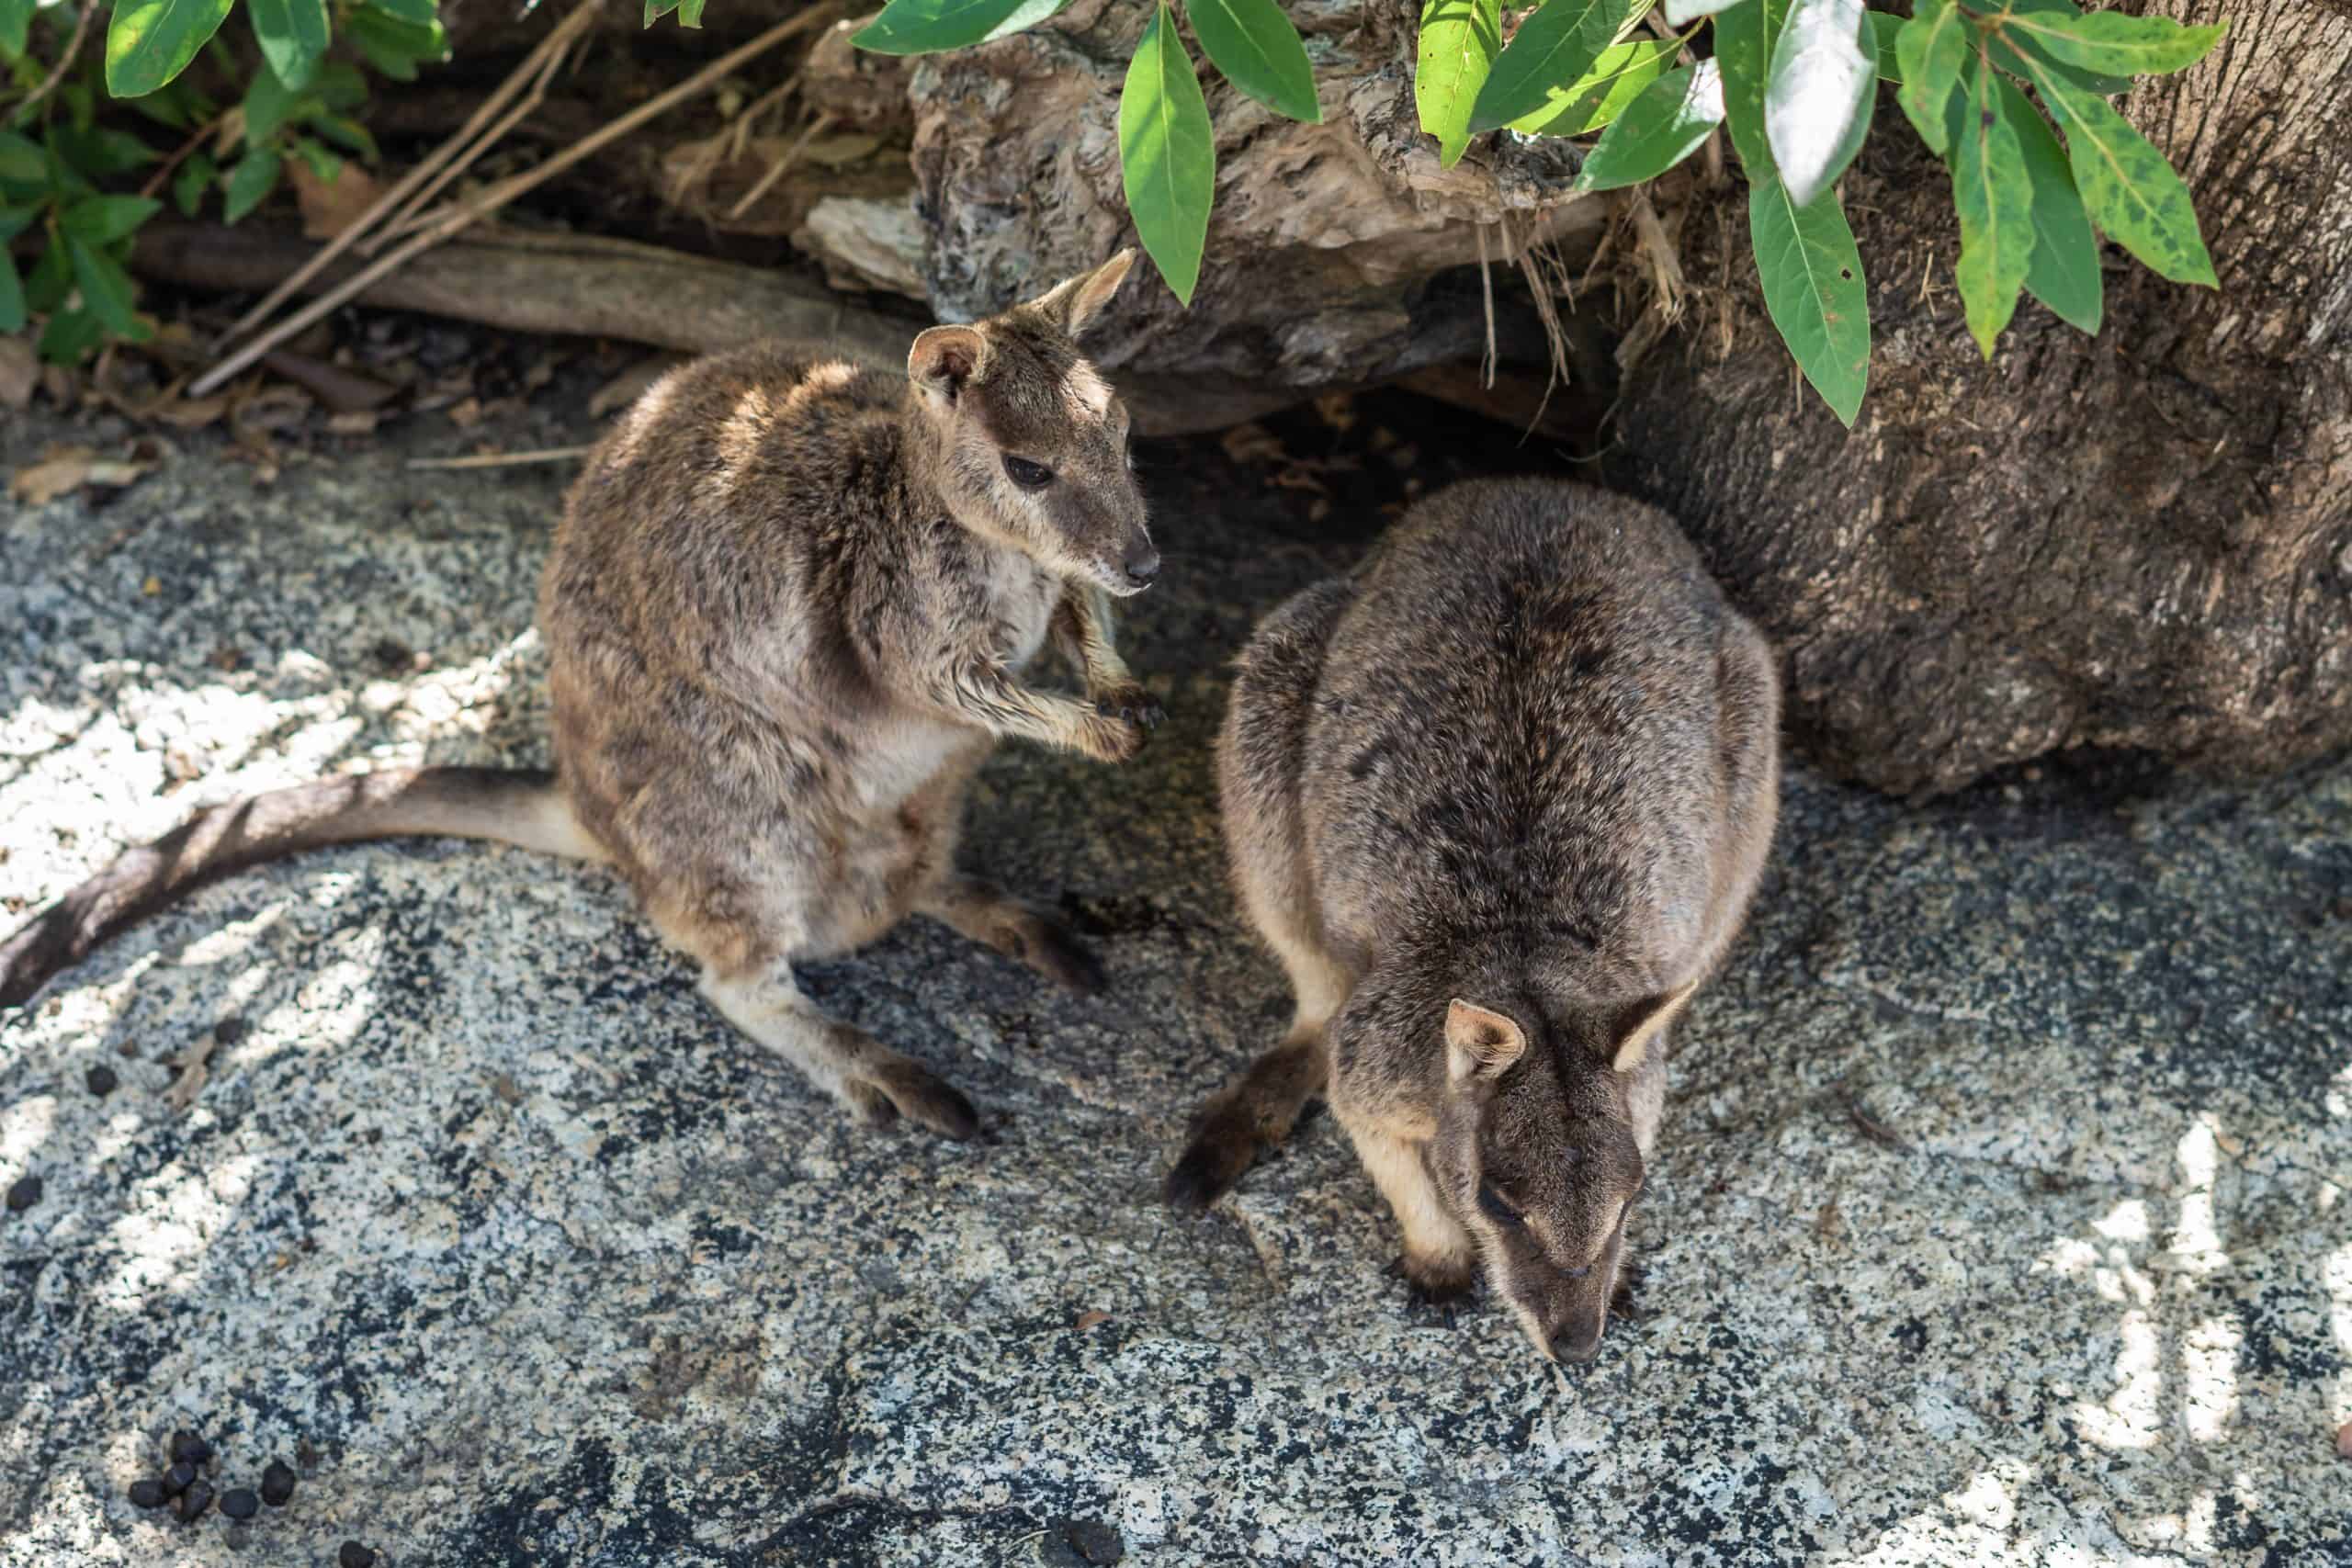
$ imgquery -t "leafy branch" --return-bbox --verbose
[855,0,2223,429]
[1455,0,2224,423]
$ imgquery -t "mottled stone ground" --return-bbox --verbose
[2,388,2347,1567]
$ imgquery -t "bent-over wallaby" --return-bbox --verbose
[1165,478,1778,1361]
[2,250,1162,1140]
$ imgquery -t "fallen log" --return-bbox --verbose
[129,219,1580,437]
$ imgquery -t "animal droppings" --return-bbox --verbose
[339,1540,379,1567]
[85,1064,118,1096]
[220,1487,259,1520]
[175,1480,213,1522]
[163,1460,197,1495]
[170,1429,211,1465]
[4,1176,39,1212]
[126,1478,167,1509]
[260,1461,296,1506]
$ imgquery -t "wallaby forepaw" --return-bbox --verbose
[1017,915,1105,995]
[1092,687,1165,732]
[846,1059,980,1141]
[1392,1250,1476,1305]
[1075,706,1149,763]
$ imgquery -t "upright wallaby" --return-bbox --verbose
[1,250,1161,1139]
[1166,478,1778,1361]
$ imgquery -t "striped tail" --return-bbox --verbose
[1,766,605,1009]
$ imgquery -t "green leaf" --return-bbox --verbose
[222,145,282,224]
[1763,0,1873,208]
[66,234,139,334]
[0,0,33,58]
[288,132,339,181]
[1188,0,1320,123]
[1984,0,2129,96]
[1748,172,1868,424]
[1119,0,1215,305]
[51,126,162,177]
[852,0,1061,54]
[39,306,107,364]
[1949,55,2031,358]
[106,0,236,97]
[242,65,305,145]
[368,0,437,24]
[2026,59,2214,287]
[0,132,44,200]
[1992,72,2097,333]
[678,0,706,23]
[1469,0,1645,134]
[1713,0,1788,179]
[24,234,71,313]
[173,150,217,216]
[1416,0,1500,166]
[1571,58,1724,190]
[1894,0,1964,154]
[0,252,22,334]
[249,0,331,90]
[315,60,368,111]
[62,194,161,243]
[345,6,447,79]
[1506,38,1679,138]
[0,201,34,243]
[1660,0,1742,21]
[311,115,379,160]
[1866,11,1901,81]
[643,0,681,23]
[2008,8,2222,76]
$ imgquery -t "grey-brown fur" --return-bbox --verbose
[1166,477,1779,1361]
[2,252,1159,1139]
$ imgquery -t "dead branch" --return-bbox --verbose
[190,3,838,398]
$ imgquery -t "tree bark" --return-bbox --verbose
[1609,0,2352,796]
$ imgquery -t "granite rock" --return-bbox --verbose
[1,402,2347,1566]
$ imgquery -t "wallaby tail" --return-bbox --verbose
[0,766,605,1009]
[1163,1031,1329,1210]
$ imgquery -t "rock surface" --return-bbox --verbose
[2,394,2349,1567]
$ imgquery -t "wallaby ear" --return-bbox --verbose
[1609,980,1698,1075]
[908,325,990,398]
[1026,248,1137,337]
[1446,998,1528,1083]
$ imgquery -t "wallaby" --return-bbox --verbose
[1,250,1162,1140]
[1165,478,1779,1361]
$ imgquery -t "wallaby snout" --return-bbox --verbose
[1119,533,1161,592]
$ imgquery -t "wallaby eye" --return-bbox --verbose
[1476,1182,1524,1227]
[1001,455,1056,490]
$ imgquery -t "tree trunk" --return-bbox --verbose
[1611,0,2352,796]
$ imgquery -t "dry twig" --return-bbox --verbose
[366,38,575,251]
[406,446,594,469]
[725,110,837,221]
[13,0,94,121]
[191,3,839,399]
[140,113,231,201]
[215,0,603,347]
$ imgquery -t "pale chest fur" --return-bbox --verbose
[852,546,1058,816]
[981,547,1059,674]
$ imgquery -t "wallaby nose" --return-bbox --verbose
[1548,1306,1607,1363]
[1123,541,1160,588]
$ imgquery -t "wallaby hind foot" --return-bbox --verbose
[698,966,980,1140]
[918,874,1105,995]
